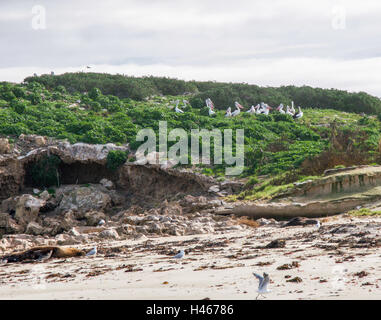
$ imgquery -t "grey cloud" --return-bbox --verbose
[0,0,380,95]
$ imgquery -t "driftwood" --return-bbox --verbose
[1,246,84,263]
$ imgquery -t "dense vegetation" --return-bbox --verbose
[29,155,61,188]
[1,73,381,198]
[25,73,381,115]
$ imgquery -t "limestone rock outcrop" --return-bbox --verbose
[56,185,112,214]
[15,195,45,225]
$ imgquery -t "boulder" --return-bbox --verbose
[57,186,112,214]
[69,227,80,237]
[116,224,134,235]
[0,212,23,234]
[100,178,114,189]
[1,197,17,214]
[208,185,220,193]
[55,234,80,246]
[15,195,45,224]
[55,142,128,165]
[145,221,162,234]
[160,202,183,215]
[99,228,120,239]
[34,136,46,146]
[39,190,51,201]
[0,138,11,154]
[25,221,44,235]
[84,211,107,226]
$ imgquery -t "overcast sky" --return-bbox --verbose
[1,0,381,96]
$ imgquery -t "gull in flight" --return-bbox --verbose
[86,246,97,257]
[253,272,270,299]
[173,250,185,259]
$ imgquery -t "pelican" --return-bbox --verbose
[262,104,272,115]
[205,98,215,116]
[253,272,271,299]
[256,104,263,114]
[277,104,285,114]
[206,98,216,116]
[183,99,189,108]
[225,107,232,117]
[174,100,184,113]
[205,98,214,109]
[246,105,256,114]
[293,106,303,119]
[232,101,244,117]
[290,101,296,115]
[286,105,294,116]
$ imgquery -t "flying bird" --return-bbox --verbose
[253,272,270,299]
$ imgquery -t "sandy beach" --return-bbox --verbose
[1,214,380,300]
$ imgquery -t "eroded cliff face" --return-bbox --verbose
[0,136,220,202]
[291,166,381,198]
[220,165,381,219]
[0,136,245,252]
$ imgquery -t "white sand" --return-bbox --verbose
[0,215,380,300]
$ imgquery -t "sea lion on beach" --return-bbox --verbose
[1,246,85,263]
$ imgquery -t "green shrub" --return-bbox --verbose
[190,97,204,109]
[90,101,102,112]
[10,99,26,114]
[0,99,8,107]
[245,176,259,187]
[30,155,61,188]
[106,150,127,171]
[89,87,101,100]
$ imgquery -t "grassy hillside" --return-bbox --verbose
[1,74,381,195]
[24,73,381,115]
